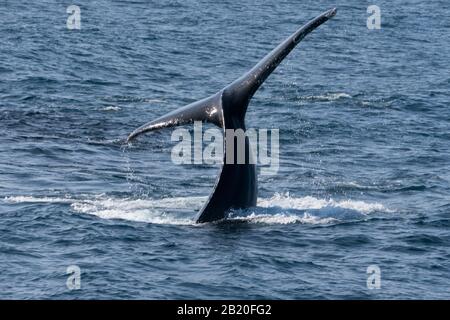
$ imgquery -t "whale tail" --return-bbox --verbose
[126,8,337,143]
[126,8,337,223]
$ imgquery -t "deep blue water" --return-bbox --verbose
[1,0,449,299]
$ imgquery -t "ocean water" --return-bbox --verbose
[1,0,449,299]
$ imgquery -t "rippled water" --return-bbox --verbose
[1,0,449,299]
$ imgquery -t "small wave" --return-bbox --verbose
[144,99,166,103]
[102,96,166,103]
[3,193,390,226]
[299,92,352,102]
[101,106,121,111]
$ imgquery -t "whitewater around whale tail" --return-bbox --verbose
[127,8,337,223]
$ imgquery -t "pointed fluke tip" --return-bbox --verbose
[325,7,337,18]
[126,126,147,144]
[126,128,143,144]
[125,134,135,144]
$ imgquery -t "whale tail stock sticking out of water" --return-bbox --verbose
[126,8,337,223]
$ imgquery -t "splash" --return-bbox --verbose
[228,193,389,225]
[72,197,202,225]
[258,193,387,213]
[3,193,390,226]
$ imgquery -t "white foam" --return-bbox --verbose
[71,196,203,225]
[258,193,388,214]
[3,193,390,225]
[4,196,74,204]
[229,212,338,225]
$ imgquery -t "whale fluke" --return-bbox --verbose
[127,8,337,223]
